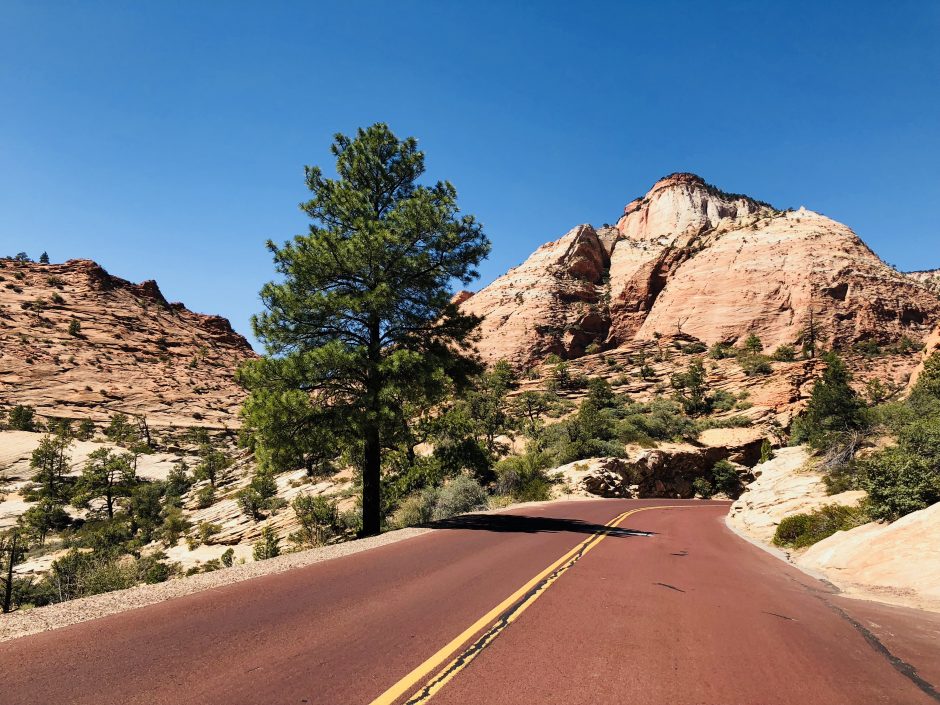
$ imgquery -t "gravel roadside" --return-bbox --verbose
[0,526,433,642]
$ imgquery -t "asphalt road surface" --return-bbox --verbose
[4,499,939,705]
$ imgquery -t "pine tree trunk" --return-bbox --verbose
[361,424,381,537]
[361,315,382,537]
[3,533,16,613]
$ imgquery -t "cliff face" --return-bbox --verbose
[0,258,254,428]
[462,174,940,367]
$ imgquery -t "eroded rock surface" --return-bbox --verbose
[0,259,254,428]
[463,174,940,368]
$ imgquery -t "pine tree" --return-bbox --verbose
[239,124,490,536]
[73,448,136,519]
[39,251,50,264]
[0,528,28,612]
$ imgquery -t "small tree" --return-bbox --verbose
[791,352,866,450]
[670,359,710,416]
[0,528,28,612]
[193,439,232,488]
[7,405,36,431]
[75,419,95,441]
[252,527,281,561]
[742,334,763,354]
[14,252,30,262]
[291,494,340,546]
[73,448,136,519]
[39,251,50,264]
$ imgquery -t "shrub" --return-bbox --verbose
[857,446,940,521]
[771,345,796,362]
[194,485,216,509]
[392,489,438,528]
[682,341,707,354]
[709,342,735,359]
[773,504,866,549]
[742,334,764,354]
[494,453,552,502]
[7,404,36,431]
[68,319,81,336]
[291,493,341,545]
[220,548,235,567]
[432,475,488,520]
[252,527,281,561]
[760,439,775,464]
[692,477,714,498]
[737,354,772,376]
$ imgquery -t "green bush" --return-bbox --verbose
[7,404,36,431]
[737,353,772,376]
[433,475,488,519]
[857,446,940,521]
[252,527,281,561]
[773,504,866,548]
[291,493,341,545]
[771,345,796,362]
[494,453,552,502]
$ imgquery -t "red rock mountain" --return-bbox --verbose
[461,174,940,366]
[0,258,254,428]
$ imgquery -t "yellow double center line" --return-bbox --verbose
[369,504,677,705]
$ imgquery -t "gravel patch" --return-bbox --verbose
[0,526,433,643]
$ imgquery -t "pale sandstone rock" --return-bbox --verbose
[798,502,940,612]
[727,446,865,544]
[462,173,940,368]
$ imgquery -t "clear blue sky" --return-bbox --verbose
[3,1,938,349]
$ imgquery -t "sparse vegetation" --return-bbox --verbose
[773,504,866,549]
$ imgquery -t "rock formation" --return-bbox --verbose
[462,173,940,368]
[0,258,254,428]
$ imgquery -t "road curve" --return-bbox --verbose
[3,499,939,705]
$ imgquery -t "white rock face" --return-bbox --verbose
[727,446,865,544]
[462,173,940,366]
[798,502,940,612]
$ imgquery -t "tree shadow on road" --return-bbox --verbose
[427,513,655,537]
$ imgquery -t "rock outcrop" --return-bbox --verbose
[463,174,940,368]
[798,502,940,612]
[0,258,254,428]
[727,447,865,544]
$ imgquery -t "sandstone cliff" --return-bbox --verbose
[0,258,254,428]
[462,174,940,367]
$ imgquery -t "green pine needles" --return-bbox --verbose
[238,124,491,536]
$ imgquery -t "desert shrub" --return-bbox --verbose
[68,319,81,336]
[709,342,735,359]
[236,470,279,520]
[194,485,216,509]
[711,390,736,412]
[710,460,744,498]
[682,341,707,354]
[760,439,775,463]
[252,527,281,561]
[7,404,36,431]
[692,477,714,498]
[159,507,191,547]
[220,548,235,567]
[856,445,940,521]
[392,490,438,528]
[432,475,488,520]
[771,345,797,362]
[291,493,341,545]
[584,342,602,355]
[773,504,866,549]
[737,353,772,376]
[742,334,764,354]
[494,452,552,502]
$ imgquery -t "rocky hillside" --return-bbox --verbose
[0,258,254,428]
[461,174,940,367]
[907,269,940,294]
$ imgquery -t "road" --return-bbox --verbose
[3,499,939,705]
